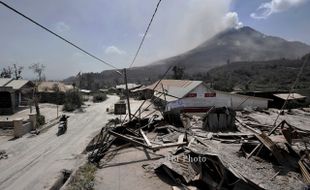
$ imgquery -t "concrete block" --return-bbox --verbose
[29,113,37,130]
[13,118,24,138]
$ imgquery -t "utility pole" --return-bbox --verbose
[123,68,132,121]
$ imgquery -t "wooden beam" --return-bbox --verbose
[109,129,186,150]
[108,130,151,149]
[299,160,310,184]
[235,118,260,134]
[140,129,152,146]
[178,134,185,143]
[246,121,284,159]
[151,142,187,150]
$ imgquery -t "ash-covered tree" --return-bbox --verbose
[1,64,24,79]
[0,66,12,78]
[29,63,46,81]
[13,64,23,79]
[29,63,46,121]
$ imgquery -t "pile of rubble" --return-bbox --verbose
[86,109,310,189]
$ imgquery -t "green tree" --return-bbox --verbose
[172,66,184,79]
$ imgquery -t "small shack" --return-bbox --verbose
[116,83,142,94]
[0,78,34,115]
[272,93,307,108]
[238,91,308,108]
[38,81,73,104]
[130,86,153,100]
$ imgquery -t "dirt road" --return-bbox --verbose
[0,95,119,190]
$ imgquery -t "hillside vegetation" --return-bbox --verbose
[204,54,310,92]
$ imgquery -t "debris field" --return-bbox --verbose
[85,107,310,190]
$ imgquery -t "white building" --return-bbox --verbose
[146,79,271,112]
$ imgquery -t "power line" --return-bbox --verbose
[0,1,119,70]
[128,0,162,68]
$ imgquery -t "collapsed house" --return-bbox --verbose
[85,106,310,190]
[78,78,310,190]
[0,78,34,115]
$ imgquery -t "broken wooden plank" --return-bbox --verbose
[108,129,152,149]
[299,160,310,184]
[109,129,186,150]
[178,134,185,143]
[254,133,286,164]
[247,121,284,159]
[151,142,187,150]
[140,129,152,146]
[235,118,260,134]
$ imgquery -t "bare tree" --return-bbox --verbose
[13,64,23,79]
[29,63,46,81]
[29,63,46,116]
[0,66,12,78]
[0,64,24,79]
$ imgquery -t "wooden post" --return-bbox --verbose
[124,68,132,121]
[56,104,59,118]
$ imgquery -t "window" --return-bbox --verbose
[0,91,12,108]
[185,93,197,97]
[205,92,216,97]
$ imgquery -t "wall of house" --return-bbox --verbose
[216,92,269,110]
[166,97,229,111]
[166,88,269,112]
[184,84,215,97]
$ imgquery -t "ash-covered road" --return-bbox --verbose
[0,95,119,190]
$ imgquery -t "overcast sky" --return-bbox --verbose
[1,0,309,80]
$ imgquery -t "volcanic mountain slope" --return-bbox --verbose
[67,26,310,89]
[146,26,310,73]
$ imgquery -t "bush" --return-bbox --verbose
[63,90,83,112]
[82,96,89,102]
[67,163,97,190]
[36,114,45,127]
[93,93,107,103]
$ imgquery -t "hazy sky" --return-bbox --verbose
[1,0,309,80]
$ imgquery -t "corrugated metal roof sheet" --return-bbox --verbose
[0,78,13,87]
[5,80,32,90]
[273,93,306,100]
[0,78,33,90]
[216,90,273,101]
[146,79,202,98]
[116,83,141,90]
